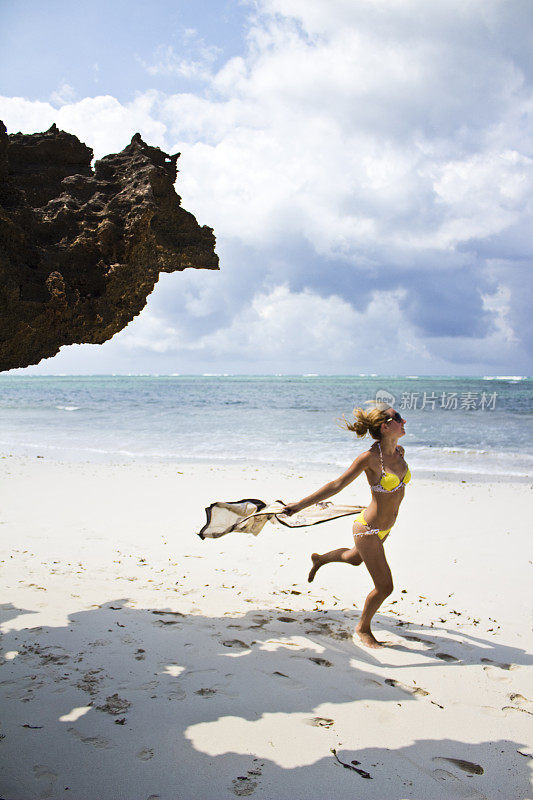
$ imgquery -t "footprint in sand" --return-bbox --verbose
[151,610,185,619]
[306,717,334,728]
[509,692,532,708]
[384,678,429,697]
[33,765,58,799]
[404,635,434,647]
[67,728,110,749]
[39,651,70,666]
[432,768,484,798]
[481,657,515,670]
[332,629,352,640]
[167,687,186,701]
[132,680,159,691]
[76,669,105,696]
[307,621,352,641]
[483,666,510,682]
[95,693,131,715]
[249,615,270,629]
[231,776,258,797]
[435,652,460,662]
[222,640,250,650]
[270,671,304,690]
[137,747,154,761]
[502,693,533,716]
[482,660,517,681]
[502,705,533,716]
[433,756,484,775]
[277,616,296,623]
[309,657,333,668]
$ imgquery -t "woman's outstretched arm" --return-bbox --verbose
[283,451,371,515]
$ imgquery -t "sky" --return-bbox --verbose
[1,0,532,376]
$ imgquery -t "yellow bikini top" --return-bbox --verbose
[370,442,411,493]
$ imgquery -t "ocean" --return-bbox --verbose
[0,375,531,480]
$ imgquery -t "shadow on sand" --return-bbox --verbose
[0,600,531,800]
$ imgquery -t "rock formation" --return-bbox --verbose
[0,121,218,371]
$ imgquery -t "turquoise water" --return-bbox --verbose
[0,375,531,478]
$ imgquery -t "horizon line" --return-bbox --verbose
[1,373,530,380]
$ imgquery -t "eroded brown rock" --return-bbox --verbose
[0,121,218,370]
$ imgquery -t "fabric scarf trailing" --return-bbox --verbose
[198,499,365,539]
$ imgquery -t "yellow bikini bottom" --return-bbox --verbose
[353,511,391,541]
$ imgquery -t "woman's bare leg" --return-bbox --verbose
[308,545,363,582]
[352,534,393,648]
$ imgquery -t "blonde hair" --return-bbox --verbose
[342,402,391,440]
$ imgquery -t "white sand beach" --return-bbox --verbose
[0,455,531,800]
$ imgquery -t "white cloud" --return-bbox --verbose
[140,42,220,81]
[148,1,531,283]
[1,0,532,374]
[423,149,533,248]
[50,81,77,107]
[107,282,432,373]
[0,93,167,158]
[139,27,222,83]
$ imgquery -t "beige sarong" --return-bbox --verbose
[198,498,364,539]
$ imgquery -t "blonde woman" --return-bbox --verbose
[283,404,409,649]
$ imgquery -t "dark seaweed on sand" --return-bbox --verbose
[331,748,372,779]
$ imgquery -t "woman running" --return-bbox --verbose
[283,404,409,648]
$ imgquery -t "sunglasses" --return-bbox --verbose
[387,412,403,424]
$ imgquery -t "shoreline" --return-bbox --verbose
[2,449,531,485]
[1,456,531,799]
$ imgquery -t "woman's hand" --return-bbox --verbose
[282,503,301,517]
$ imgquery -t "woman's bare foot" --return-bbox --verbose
[355,625,383,649]
[308,553,322,582]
